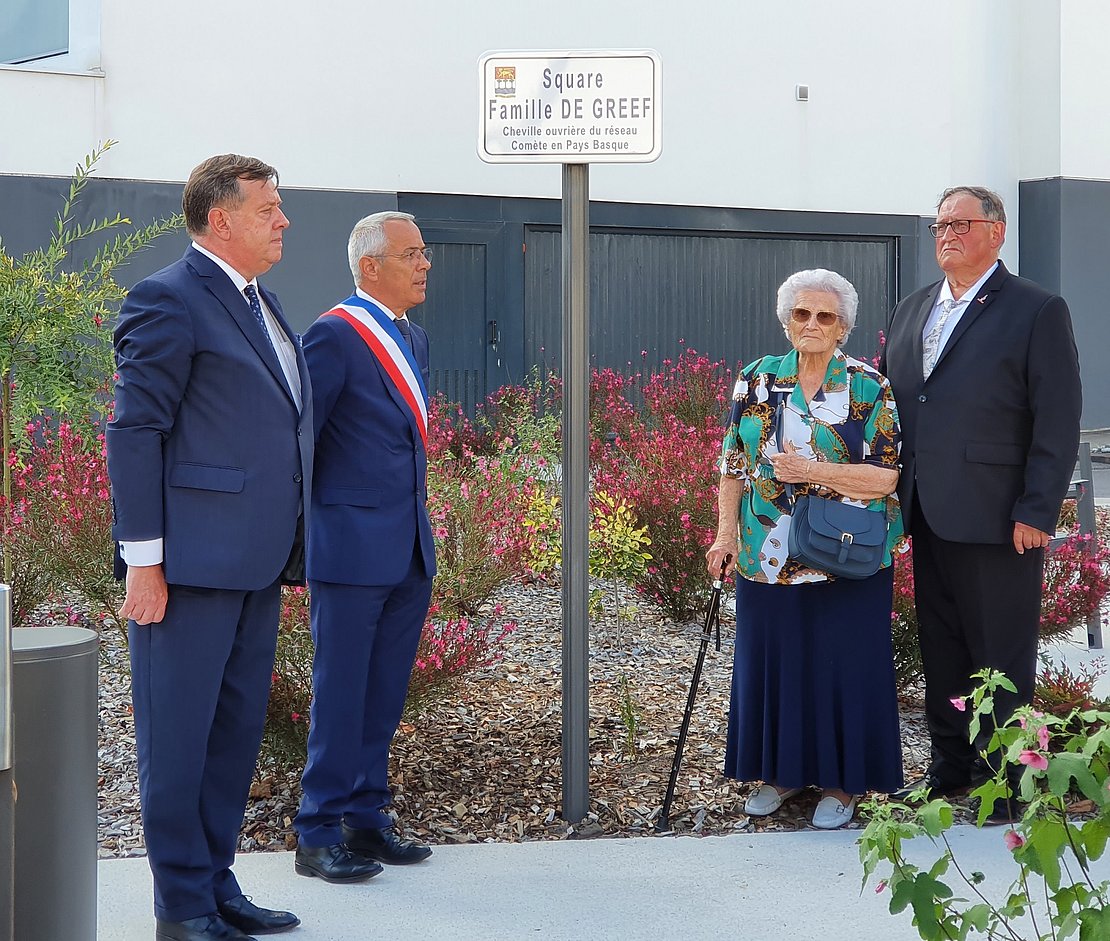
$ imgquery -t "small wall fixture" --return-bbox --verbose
[795,84,809,102]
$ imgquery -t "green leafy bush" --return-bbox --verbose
[860,669,1110,940]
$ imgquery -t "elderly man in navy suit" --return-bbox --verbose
[883,186,1081,819]
[293,211,436,882]
[107,155,312,941]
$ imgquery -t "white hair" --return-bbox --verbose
[347,210,417,285]
[775,268,859,342]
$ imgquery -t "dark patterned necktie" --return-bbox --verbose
[394,317,412,349]
[244,284,272,342]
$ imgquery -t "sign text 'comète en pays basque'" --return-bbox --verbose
[478,50,661,164]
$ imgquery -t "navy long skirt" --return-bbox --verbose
[723,566,904,794]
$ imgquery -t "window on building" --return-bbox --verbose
[0,0,69,66]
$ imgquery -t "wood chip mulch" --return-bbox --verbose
[96,579,944,858]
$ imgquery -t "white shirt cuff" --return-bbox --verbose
[119,539,163,567]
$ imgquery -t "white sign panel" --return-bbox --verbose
[478,50,661,164]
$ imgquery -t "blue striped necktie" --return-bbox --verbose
[244,284,272,342]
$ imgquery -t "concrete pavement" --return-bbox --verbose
[100,824,1106,941]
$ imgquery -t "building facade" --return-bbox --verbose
[2,0,1107,422]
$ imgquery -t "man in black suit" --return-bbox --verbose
[882,186,1082,812]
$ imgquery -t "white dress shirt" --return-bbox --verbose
[921,261,998,354]
[355,286,410,330]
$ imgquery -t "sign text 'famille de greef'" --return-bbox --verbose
[478,51,662,164]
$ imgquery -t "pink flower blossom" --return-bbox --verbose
[875,880,887,894]
[1003,829,1025,851]
[950,697,967,712]
[1018,750,1048,771]
[1037,726,1050,750]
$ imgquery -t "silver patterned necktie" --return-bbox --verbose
[243,284,272,343]
[922,298,957,380]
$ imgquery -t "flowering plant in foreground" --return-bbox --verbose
[859,669,1110,940]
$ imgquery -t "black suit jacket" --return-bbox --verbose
[882,261,1081,544]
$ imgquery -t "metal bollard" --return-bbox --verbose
[12,626,98,941]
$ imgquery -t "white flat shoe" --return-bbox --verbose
[744,784,804,816]
[811,794,858,829]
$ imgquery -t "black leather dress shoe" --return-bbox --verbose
[217,895,300,935]
[294,842,383,883]
[892,773,971,801]
[342,824,433,865]
[976,795,1025,826]
[155,914,256,941]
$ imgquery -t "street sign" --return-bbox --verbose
[478,50,661,164]
[477,48,661,825]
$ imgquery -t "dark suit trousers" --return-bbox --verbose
[910,511,1043,784]
[130,580,281,922]
[295,546,432,847]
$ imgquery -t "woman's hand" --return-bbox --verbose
[706,537,738,578]
[768,441,812,484]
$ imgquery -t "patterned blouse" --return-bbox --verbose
[719,348,905,585]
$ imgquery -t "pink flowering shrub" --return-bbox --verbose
[405,603,517,717]
[593,350,732,621]
[428,450,539,616]
[1035,657,1107,720]
[890,545,921,691]
[640,347,732,431]
[1040,528,1110,640]
[1,416,120,627]
[264,586,315,764]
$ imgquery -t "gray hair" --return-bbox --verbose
[938,186,1007,225]
[775,268,859,342]
[347,210,418,285]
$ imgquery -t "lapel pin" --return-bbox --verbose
[977,295,987,304]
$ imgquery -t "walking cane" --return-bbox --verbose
[656,553,731,833]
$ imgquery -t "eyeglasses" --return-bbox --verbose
[374,247,433,264]
[928,219,998,238]
[790,307,839,326]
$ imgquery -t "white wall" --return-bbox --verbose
[1059,1,1110,178]
[0,0,1107,220]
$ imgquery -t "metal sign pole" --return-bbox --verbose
[560,162,590,824]
[0,584,14,941]
[478,47,660,827]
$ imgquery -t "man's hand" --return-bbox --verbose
[119,564,168,625]
[1013,521,1051,555]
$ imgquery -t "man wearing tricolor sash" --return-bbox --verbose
[294,212,436,883]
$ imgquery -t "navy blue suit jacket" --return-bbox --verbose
[303,306,436,586]
[882,262,1081,544]
[107,246,313,589]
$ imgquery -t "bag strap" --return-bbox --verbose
[774,400,797,504]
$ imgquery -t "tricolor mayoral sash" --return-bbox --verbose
[321,294,429,446]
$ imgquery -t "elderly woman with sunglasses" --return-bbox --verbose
[706,268,906,829]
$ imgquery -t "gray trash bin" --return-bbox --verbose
[12,627,98,941]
